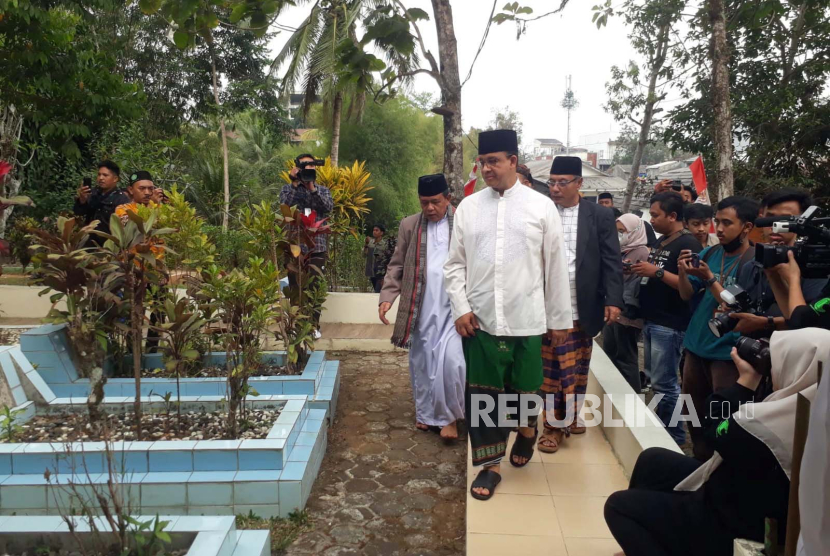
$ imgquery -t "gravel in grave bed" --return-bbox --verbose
[10,408,282,443]
[140,363,297,379]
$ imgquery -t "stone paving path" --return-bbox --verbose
[287,351,467,556]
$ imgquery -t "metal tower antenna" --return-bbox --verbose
[561,75,579,155]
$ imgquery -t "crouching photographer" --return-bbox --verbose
[604,328,827,556]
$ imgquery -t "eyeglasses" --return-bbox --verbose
[546,178,580,188]
[477,157,506,169]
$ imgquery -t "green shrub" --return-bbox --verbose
[204,225,251,269]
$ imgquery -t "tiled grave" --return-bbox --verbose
[0,514,270,555]
[0,406,327,518]
[17,324,339,422]
[0,325,339,519]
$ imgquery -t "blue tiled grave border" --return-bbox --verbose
[0,514,271,556]
[0,403,328,518]
[17,324,339,421]
[0,325,339,519]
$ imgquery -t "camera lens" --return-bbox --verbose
[299,168,317,183]
[736,337,772,377]
[708,312,738,338]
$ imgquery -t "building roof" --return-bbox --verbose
[656,166,693,185]
[646,160,683,170]
[535,138,564,145]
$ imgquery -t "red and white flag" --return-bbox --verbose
[464,164,478,197]
[689,156,711,206]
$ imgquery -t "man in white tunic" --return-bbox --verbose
[379,174,465,440]
[443,129,572,500]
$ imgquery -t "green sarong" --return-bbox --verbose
[464,330,543,467]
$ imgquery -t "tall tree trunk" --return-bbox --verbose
[431,0,465,202]
[623,24,670,213]
[330,91,343,167]
[708,0,734,200]
[209,44,231,231]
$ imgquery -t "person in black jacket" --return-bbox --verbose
[539,156,624,452]
[604,328,826,556]
[73,160,130,244]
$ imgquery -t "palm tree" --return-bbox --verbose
[270,0,364,166]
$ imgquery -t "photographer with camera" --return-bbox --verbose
[750,199,830,332]
[730,189,826,335]
[73,160,131,244]
[280,154,335,336]
[605,328,826,556]
[678,196,759,460]
[766,251,830,330]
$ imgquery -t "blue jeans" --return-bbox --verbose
[643,322,685,445]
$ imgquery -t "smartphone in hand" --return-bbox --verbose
[691,253,701,269]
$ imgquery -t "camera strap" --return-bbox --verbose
[656,228,690,250]
[648,228,690,261]
[704,244,754,286]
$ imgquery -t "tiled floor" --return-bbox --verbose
[466,425,626,556]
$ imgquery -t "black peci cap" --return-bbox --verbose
[418,174,449,197]
[550,156,583,176]
[478,129,518,156]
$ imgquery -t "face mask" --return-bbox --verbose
[618,232,625,243]
[723,232,745,253]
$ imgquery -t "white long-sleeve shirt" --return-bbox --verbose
[443,180,572,337]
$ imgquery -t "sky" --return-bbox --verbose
[267,0,642,151]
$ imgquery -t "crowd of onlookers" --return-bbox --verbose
[595,183,825,454]
[591,182,829,556]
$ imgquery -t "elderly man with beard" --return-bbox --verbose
[379,174,466,441]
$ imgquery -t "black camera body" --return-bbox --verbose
[709,285,754,338]
[755,206,830,279]
[736,337,772,377]
[295,157,325,183]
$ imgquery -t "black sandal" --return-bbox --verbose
[510,429,538,468]
[470,468,502,501]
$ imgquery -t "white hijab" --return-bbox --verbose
[676,329,829,491]
[797,352,830,556]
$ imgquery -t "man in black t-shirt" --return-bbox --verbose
[632,193,702,445]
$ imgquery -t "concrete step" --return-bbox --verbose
[231,530,271,556]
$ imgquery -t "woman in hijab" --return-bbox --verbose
[604,329,828,556]
[603,213,650,392]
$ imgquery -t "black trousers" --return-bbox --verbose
[370,276,383,294]
[604,448,734,556]
[287,252,327,328]
[601,322,641,393]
